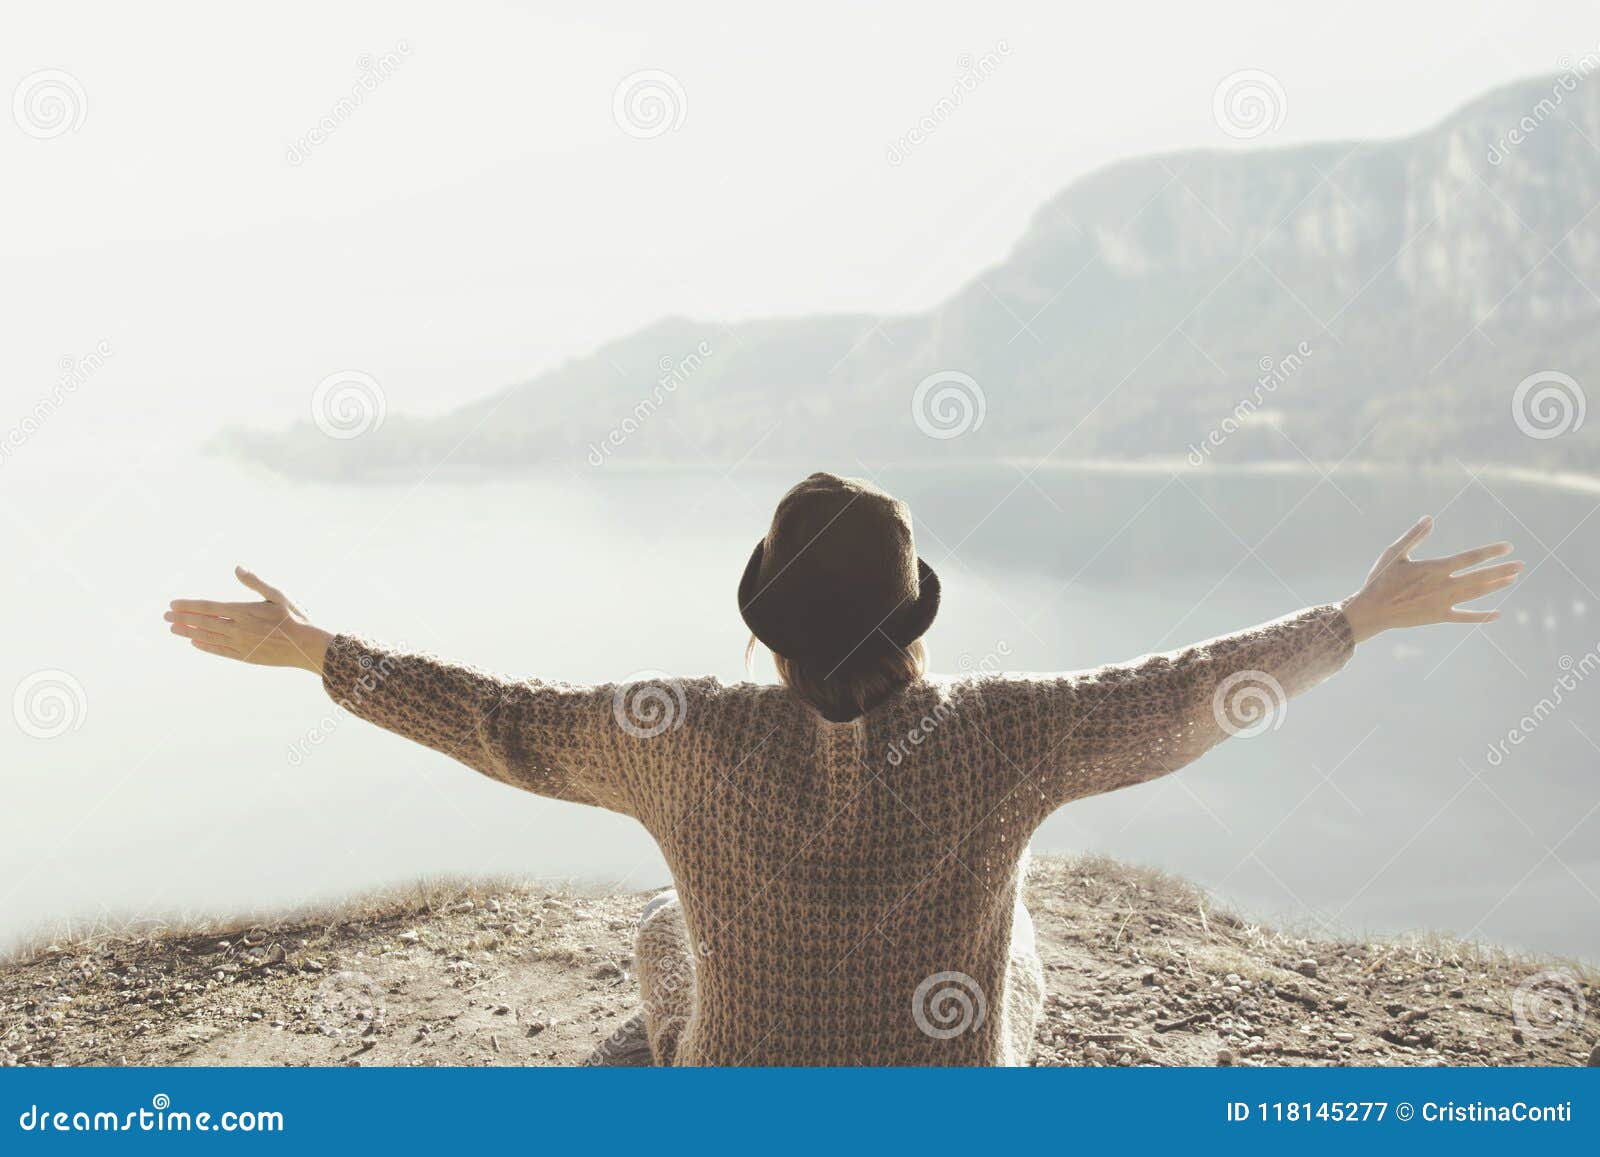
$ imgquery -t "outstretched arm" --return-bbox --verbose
[165,567,643,816]
[987,516,1521,814]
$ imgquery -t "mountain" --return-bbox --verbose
[222,73,1600,479]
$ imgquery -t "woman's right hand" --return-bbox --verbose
[165,567,333,673]
[1341,516,1523,643]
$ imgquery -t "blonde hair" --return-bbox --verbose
[748,636,927,723]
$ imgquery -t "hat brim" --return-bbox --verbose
[738,541,940,666]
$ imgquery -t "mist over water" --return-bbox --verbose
[4,455,1595,960]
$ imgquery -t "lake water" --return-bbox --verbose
[3,453,1597,961]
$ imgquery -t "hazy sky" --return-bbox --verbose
[4,1,1596,443]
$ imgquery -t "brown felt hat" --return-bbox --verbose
[738,473,940,670]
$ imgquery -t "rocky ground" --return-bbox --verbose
[3,855,1596,1068]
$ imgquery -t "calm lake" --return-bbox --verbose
[3,454,1597,960]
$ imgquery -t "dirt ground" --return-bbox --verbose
[3,854,1596,1067]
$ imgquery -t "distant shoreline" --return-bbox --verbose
[1003,456,1600,497]
[248,454,1600,499]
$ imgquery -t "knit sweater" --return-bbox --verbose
[321,602,1355,1065]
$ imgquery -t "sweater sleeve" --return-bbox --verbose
[321,634,672,818]
[979,603,1356,817]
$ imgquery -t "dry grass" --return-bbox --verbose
[11,853,1590,984]
[2,875,556,967]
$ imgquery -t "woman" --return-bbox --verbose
[165,472,1521,1066]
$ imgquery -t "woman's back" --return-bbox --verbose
[641,679,1038,1065]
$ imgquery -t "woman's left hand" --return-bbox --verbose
[165,567,332,673]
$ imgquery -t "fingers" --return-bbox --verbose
[1438,541,1514,573]
[1381,515,1434,564]
[190,639,242,659]
[1444,609,1500,625]
[165,610,234,629]
[169,620,233,645]
[1451,560,1524,588]
[169,599,247,617]
[1443,562,1524,614]
[1449,578,1520,607]
[235,565,286,604]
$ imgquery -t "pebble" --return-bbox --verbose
[1333,1031,1356,1043]
[398,931,421,945]
[1294,959,1319,978]
[1216,1048,1235,1066]
[1588,1044,1600,1067]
